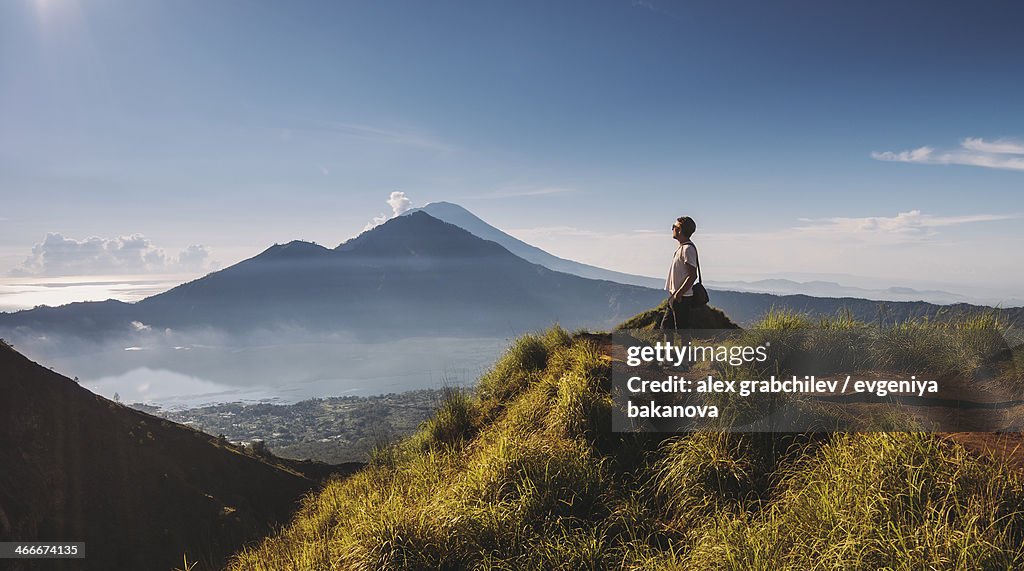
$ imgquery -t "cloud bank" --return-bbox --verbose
[10,233,214,277]
[364,191,413,231]
[794,210,1017,241]
[507,207,1020,291]
[872,137,1024,172]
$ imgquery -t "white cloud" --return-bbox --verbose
[176,244,212,271]
[130,321,152,332]
[387,191,412,216]
[505,209,1021,290]
[793,210,1017,241]
[960,137,1024,155]
[363,214,389,232]
[509,209,1013,249]
[870,147,935,163]
[364,191,414,231]
[872,137,1024,172]
[691,210,1021,288]
[9,233,214,277]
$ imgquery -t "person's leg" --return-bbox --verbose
[676,297,691,329]
[674,297,697,350]
[659,298,677,330]
[659,298,679,348]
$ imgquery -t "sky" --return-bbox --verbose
[2,0,1023,309]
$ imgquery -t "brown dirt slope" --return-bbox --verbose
[0,342,354,571]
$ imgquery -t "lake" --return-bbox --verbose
[17,335,512,410]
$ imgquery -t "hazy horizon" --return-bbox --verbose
[1,202,1021,312]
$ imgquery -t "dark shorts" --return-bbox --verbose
[659,295,695,330]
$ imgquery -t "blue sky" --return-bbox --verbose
[2,0,1022,307]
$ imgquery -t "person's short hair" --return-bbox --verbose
[676,216,696,237]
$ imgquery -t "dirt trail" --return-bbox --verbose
[941,432,1024,470]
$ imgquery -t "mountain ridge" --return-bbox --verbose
[406,202,663,288]
[0,212,666,339]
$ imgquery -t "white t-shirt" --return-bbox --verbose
[665,242,697,296]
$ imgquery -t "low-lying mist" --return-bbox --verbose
[1,325,511,409]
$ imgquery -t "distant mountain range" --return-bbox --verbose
[707,278,973,305]
[0,212,665,340]
[0,339,356,570]
[0,206,1020,344]
[700,289,1023,328]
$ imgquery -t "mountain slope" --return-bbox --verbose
[407,201,663,288]
[136,212,666,335]
[0,212,667,339]
[0,340,351,571]
[226,327,1024,570]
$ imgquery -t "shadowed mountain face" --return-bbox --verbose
[0,212,666,340]
[136,212,665,337]
[406,202,664,288]
[0,341,352,571]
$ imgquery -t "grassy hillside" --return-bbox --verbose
[228,315,1024,570]
[615,298,740,330]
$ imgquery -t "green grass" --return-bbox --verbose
[682,433,1024,570]
[420,387,480,450]
[615,298,740,330]
[734,308,1016,379]
[228,316,1024,571]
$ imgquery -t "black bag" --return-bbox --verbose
[692,282,709,306]
[684,241,709,306]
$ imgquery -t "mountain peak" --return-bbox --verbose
[254,240,332,261]
[405,202,663,288]
[415,201,473,216]
[336,211,513,258]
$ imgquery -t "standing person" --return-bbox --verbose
[660,216,699,330]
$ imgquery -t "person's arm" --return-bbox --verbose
[671,264,697,301]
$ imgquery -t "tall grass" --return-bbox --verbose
[476,326,572,419]
[228,323,1024,571]
[737,308,1015,379]
[682,433,1024,570]
[420,386,479,450]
